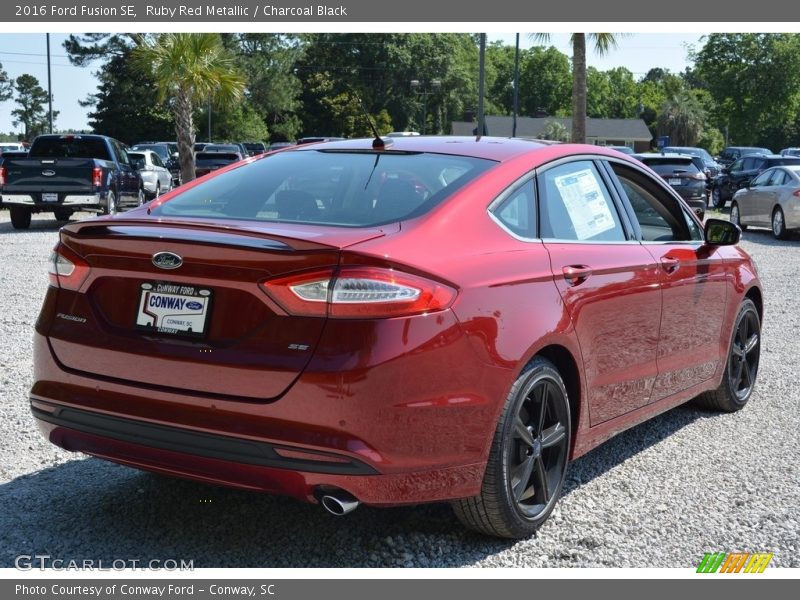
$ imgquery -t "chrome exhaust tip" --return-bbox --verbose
[317,490,360,516]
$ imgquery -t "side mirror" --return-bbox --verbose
[704,218,741,246]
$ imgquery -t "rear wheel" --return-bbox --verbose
[53,208,72,222]
[772,206,787,239]
[9,206,32,230]
[153,183,161,199]
[711,186,723,209]
[137,186,145,207]
[730,201,746,231]
[104,191,117,215]
[452,357,571,538]
[696,298,760,412]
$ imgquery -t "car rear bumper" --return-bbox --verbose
[2,192,103,209]
[30,313,508,505]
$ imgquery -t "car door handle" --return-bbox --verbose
[562,265,592,286]
[661,257,680,274]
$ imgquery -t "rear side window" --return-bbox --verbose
[153,150,495,227]
[537,161,626,241]
[30,137,111,160]
[491,180,536,239]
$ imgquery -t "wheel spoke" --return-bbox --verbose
[536,383,549,436]
[732,357,745,389]
[741,359,753,388]
[514,416,534,446]
[534,456,550,502]
[512,456,535,502]
[541,422,566,449]
[744,333,759,355]
[731,345,744,359]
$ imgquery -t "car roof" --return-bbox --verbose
[288,135,629,163]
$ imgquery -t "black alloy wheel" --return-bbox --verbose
[696,298,760,412]
[452,357,571,538]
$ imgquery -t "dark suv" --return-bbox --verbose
[632,153,707,219]
[717,146,771,168]
[710,154,800,208]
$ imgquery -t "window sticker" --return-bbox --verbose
[553,168,616,240]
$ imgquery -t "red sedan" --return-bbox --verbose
[32,137,762,538]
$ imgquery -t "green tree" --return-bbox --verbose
[586,67,611,118]
[519,46,571,117]
[0,61,13,103]
[539,120,570,142]
[131,33,245,183]
[80,48,174,144]
[532,33,620,142]
[11,74,57,139]
[692,33,800,148]
[657,89,706,146]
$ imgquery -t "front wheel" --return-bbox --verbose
[452,357,571,538]
[772,206,788,239]
[730,201,747,231]
[695,298,760,412]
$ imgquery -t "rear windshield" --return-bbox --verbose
[195,153,241,164]
[153,149,495,227]
[30,137,111,160]
[133,144,169,159]
[642,158,699,175]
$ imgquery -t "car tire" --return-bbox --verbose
[772,206,788,239]
[53,208,72,222]
[452,356,571,538]
[104,191,117,215]
[154,183,161,199]
[730,201,747,231]
[137,186,145,207]
[695,298,760,413]
[711,186,723,209]
[9,206,32,230]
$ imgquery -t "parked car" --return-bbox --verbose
[0,149,28,161]
[297,136,346,145]
[243,142,267,156]
[0,142,26,153]
[32,137,761,539]
[607,145,635,155]
[632,153,707,219]
[201,144,244,156]
[779,147,800,157]
[267,142,296,152]
[131,142,181,187]
[128,150,173,199]
[194,151,242,177]
[662,146,723,181]
[710,154,800,208]
[0,133,143,228]
[717,146,771,168]
[730,165,800,239]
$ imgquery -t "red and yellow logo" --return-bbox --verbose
[697,552,773,573]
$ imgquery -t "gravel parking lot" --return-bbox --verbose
[0,208,797,569]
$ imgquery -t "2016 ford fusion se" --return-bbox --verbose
[31,137,762,538]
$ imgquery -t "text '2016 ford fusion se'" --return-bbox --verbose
[31,137,762,538]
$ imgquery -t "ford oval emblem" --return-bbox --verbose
[41,170,56,177]
[185,301,203,310]
[152,252,183,270]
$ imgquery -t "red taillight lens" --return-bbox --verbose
[92,167,103,187]
[0,165,7,186]
[260,267,457,319]
[47,244,91,290]
[793,189,800,197]
[689,171,706,181]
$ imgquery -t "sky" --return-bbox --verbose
[0,33,704,136]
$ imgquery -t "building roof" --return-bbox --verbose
[451,116,652,141]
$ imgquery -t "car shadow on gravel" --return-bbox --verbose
[1,403,721,569]
[0,218,66,234]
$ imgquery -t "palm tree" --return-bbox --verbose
[131,33,245,183]
[657,90,706,146]
[531,34,619,143]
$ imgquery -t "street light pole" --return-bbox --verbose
[410,79,441,135]
[512,33,520,137]
[46,33,53,133]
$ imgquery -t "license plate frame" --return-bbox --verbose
[135,282,213,338]
[42,193,58,203]
[668,178,682,186]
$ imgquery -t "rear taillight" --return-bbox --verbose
[92,167,103,187]
[689,172,706,181]
[48,244,91,290]
[261,267,457,319]
[793,189,800,198]
[0,165,6,186]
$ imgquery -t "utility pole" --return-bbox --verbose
[512,33,520,137]
[477,33,486,138]
[46,33,53,133]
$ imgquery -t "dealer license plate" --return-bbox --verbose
[42,193,58,202]
[135,282,212,337]
[668,178,682,186]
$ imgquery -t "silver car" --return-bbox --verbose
[128,150,173,199]
[731,165,800,239]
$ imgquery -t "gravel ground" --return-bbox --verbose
[0,208,797,569]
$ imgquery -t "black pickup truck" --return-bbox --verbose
[0,134,143,229]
